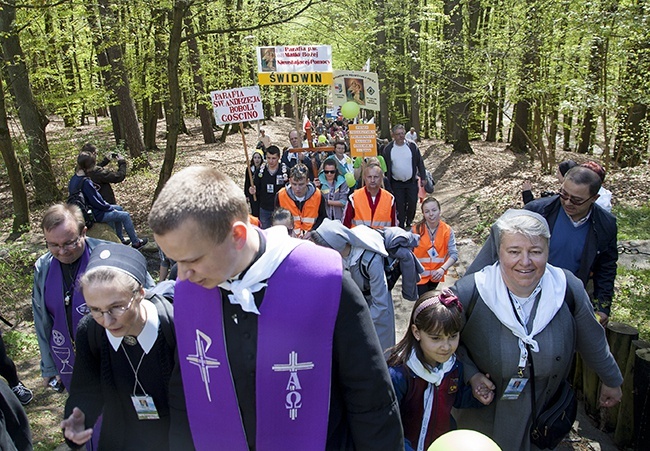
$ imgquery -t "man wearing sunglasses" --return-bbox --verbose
[32,204,155,393]
[468,166,617,325]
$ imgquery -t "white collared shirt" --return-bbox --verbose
[106,299,160,353]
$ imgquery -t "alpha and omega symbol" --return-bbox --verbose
[272,351,314,420]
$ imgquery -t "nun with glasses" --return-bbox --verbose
[61,243,192,450]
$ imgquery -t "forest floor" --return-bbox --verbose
[1,115,649,449]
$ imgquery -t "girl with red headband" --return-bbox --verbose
[386,289,494,451]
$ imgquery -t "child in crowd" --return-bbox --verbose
[386,290,494,451]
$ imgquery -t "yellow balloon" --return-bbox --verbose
[345,172,356,187]
[428,429,501,451]
[341,101,360,119]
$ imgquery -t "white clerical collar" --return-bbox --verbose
[106,299,160,353]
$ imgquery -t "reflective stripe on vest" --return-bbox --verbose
[277,188,322,233]
[412,221,452,284]
[350,189,393,230]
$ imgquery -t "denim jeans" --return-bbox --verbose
[100,205,139,242]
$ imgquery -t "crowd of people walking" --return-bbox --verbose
[0,125,624,451]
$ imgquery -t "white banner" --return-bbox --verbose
[257,45,332,73]
[332,70,380,112]
[210,86,264,125]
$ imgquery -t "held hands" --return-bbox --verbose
[469,373,495,405]
[431,268,445,282]
[61,407,93,445]
[599,384,622,408]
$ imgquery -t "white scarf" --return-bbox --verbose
[218,226,303,315]
[475,262,566,367]
[406,349,456,451]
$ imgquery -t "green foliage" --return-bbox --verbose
[2,329,39,360]
[613,202,650,240]
[0,247,34,320]
[613,267,650,340]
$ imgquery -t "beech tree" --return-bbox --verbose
[0,0,59,205]
[0,73,29,237]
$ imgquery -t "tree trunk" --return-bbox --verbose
[184,13,216,144]
[486,96,498,142]
[615,103,648,167]
[0,73,29,237]
[408,5,421,137]
[154,0,187,202]
[95,0,148,167]
[562,112,572,151]
[578,36,605,155]
[0,0,59,204]
[577,109,595,154]
[375,0,390,139]
[142,7,168,151]
[510,102,530,154]
[509,4,540,155]
[444,0,473,154]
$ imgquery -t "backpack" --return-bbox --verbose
[359,251,402,291]
[67,177,95,229]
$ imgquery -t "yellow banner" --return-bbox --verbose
[258,72,333,86]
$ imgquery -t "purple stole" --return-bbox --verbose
[44,246,91,390]
[175,243,342,451]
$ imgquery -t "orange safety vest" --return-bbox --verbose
[277,188,322,237]
[412,221,451,284]
[350,188,394,230]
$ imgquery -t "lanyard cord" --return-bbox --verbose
[121,344,148,396]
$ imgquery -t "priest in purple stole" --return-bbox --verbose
[150,165,404,451]
[33,204,155,391]
[33,204,105,391]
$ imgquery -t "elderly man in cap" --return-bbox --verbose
[32,204,154,393]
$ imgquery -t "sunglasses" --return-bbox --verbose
[323,170,336,174]
[558,188,596,206]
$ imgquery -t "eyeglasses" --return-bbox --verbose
[46,236,81,252]
[558,188,596,206]
[88,295,136,319]
[323,170,336,174]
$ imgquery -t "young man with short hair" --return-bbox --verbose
[250,145,287,228]
[149,166,403,450]
[275,164,327,238]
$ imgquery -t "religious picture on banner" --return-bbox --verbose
[346,78,365,105]
[333,70,379,111]
[260,47,276,72]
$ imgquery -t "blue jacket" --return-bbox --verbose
[68,174,112,222]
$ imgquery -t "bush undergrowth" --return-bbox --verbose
[612,202,650,339]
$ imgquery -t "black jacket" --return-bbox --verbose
[382,141,426,192]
